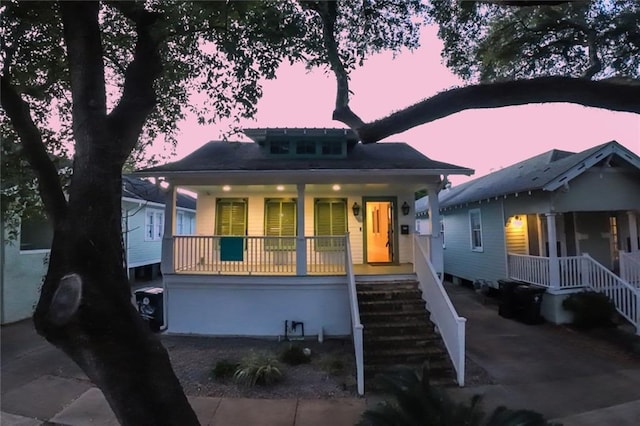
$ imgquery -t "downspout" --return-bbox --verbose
[501,199,509,279]
[0,221,5,324]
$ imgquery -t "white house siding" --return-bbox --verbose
[193,188,416,265]
[505,215,528,255]
[123,200,162,268]
[442,201,507,284]
[164,275,350,336]
[1,227,48,324]
[574,212,614,269]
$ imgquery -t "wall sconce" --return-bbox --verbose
[401,201,411,216]
[352,202,361,217]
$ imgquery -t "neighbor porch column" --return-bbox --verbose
[296,184,307,275]
[161,184,176,274]
[545,212,560,289]
[427,184,443,278]
[628,211,639,252]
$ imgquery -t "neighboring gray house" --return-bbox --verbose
[0,177,196,325]
[429,141,640,329]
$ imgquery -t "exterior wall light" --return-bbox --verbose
[352,202,361,217]
[401,201,411,216]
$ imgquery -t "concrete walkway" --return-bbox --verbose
[445,282,640,425]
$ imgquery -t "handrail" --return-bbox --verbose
[413,234,466,386]
[620,251,640,286]
[344,234,365,395]
[583,254,639,334]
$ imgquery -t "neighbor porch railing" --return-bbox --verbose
[172,235,346,275]
[620,251,640,287]
[508,253,639,334]
[413,234,466,386]
[344,234,364,395]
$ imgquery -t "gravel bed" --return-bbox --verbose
[162,335,358,399]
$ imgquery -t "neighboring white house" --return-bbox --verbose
[0,177,196,325]
[429,141,640,329]
[135,127,473,338]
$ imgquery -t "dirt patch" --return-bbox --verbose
[162,335,358,399]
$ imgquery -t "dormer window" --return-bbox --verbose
[270,140,290,155]
[266,138,347,158]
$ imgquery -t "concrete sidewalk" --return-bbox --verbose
[2,387,365,426]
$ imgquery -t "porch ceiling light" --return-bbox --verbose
[332,184,341,191]
[222,185,231,192]
[276,185,285,191]
[401,201,411,216]
[352,202,361,217]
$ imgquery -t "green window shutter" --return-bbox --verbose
[216,199,247,236]
[315,199,346,251]
[265,199,296,250]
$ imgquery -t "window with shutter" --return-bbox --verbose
[315,199,347,251]
[216,199,247,236]
[264,199,296,250]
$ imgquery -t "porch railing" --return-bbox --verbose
[620,251,640,287]
[413,235,466,386]
[508,253,639,334]
[172,235,346,275]
[344,235,364,395]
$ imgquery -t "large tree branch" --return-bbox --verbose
[0,76,68,223]
[106,2,164,164]
[302,0,365,128]
[350,76,640,143]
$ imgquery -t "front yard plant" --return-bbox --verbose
[210,359,240,381]
[279,344,312,366]
[233,351,283,387]
[562,291,616,329]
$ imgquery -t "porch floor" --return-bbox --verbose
[173,263,414,276]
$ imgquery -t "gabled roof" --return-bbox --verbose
[138,140,472,175]
[122,176,196,210]
[439,140,640,208]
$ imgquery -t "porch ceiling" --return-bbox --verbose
[178,181,433,195]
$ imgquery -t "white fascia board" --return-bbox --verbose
[543,144,640,192]
[121,196,164,208]
[139,168,474,186]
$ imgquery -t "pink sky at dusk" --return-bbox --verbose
[171,26,640,187]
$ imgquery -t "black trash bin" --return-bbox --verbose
[513,284,545,325]
[498,280,520,319]
[135,287,164,332]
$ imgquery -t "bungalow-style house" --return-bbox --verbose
[432,140,640,330]
[136,128,474,390]
[0,177,196,324]
[137,127,473,335]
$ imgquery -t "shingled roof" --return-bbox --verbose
[122,176,196,210]
[139,141,471,174]
[439,140,639,209]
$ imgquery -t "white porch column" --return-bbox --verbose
[296,184,307,276]
[161,184,176,274]
[546,212,560,289]
[427,184,443,278]
[628,211,639,252]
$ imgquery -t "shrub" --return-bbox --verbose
[279,344,311,366]
[358,364,559,426]
[318,354,346,376]
[562,291,616,329]
[210,359,239,381]
[233,351,283,387]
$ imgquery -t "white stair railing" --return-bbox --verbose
[413,235,466,386]
[582,254,639,334]
[344,235,364,395]
[620,251,640,287]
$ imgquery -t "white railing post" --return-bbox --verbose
[546,213,560,290]
[161,184,176,274]
[296,184,307,276]
[581,254,591,288]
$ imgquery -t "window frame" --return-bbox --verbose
[469,208,483,252]
[215,198,248,237]
[314,198,348,251]
[264,198,297,251]
[145,208,164,241]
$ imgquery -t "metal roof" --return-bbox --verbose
[439,140,639,209]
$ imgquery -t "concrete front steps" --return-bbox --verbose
[356,278,455,388]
